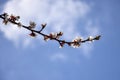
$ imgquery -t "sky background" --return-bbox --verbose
[0,0,120,80]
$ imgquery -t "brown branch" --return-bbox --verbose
[0,13,101,48]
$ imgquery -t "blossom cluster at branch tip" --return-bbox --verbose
[87,35,101,42]
[41,23,47,28]
[1,13,21,26]
[94,35,101,40]
[0,12,101,48]
[2,13,9,25]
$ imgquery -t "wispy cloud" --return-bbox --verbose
[85,20,100,36]
[1,0,90,43]
[50,53,67,62]
[80,20,100,55]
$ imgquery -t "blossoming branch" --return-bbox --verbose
[0,13,101,48]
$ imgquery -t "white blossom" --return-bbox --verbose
[29,21,36,29]
[88,36,94,41]
[49,32,57,39]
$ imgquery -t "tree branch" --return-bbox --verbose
[0,13,101,48]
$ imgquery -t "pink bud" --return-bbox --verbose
[29,32,37,37]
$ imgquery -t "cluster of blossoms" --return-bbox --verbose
[2,13,21,25]
[71,37,82,48]
[0,13,101,48]
[44,31,63,41]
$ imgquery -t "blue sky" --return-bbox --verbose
[0,0,120,80]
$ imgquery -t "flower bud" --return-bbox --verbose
[94,35,101,40]
[57,31,63,36]
[29,32,37,37]
[41,23,47,28]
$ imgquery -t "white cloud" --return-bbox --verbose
[85,20,100,36]
[1,0,90,42]
[50,53,67,62]
[0,0,100,55]
[80,20,100,55]
[81,42,94,57]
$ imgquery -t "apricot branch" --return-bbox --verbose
[0,13,101,48]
